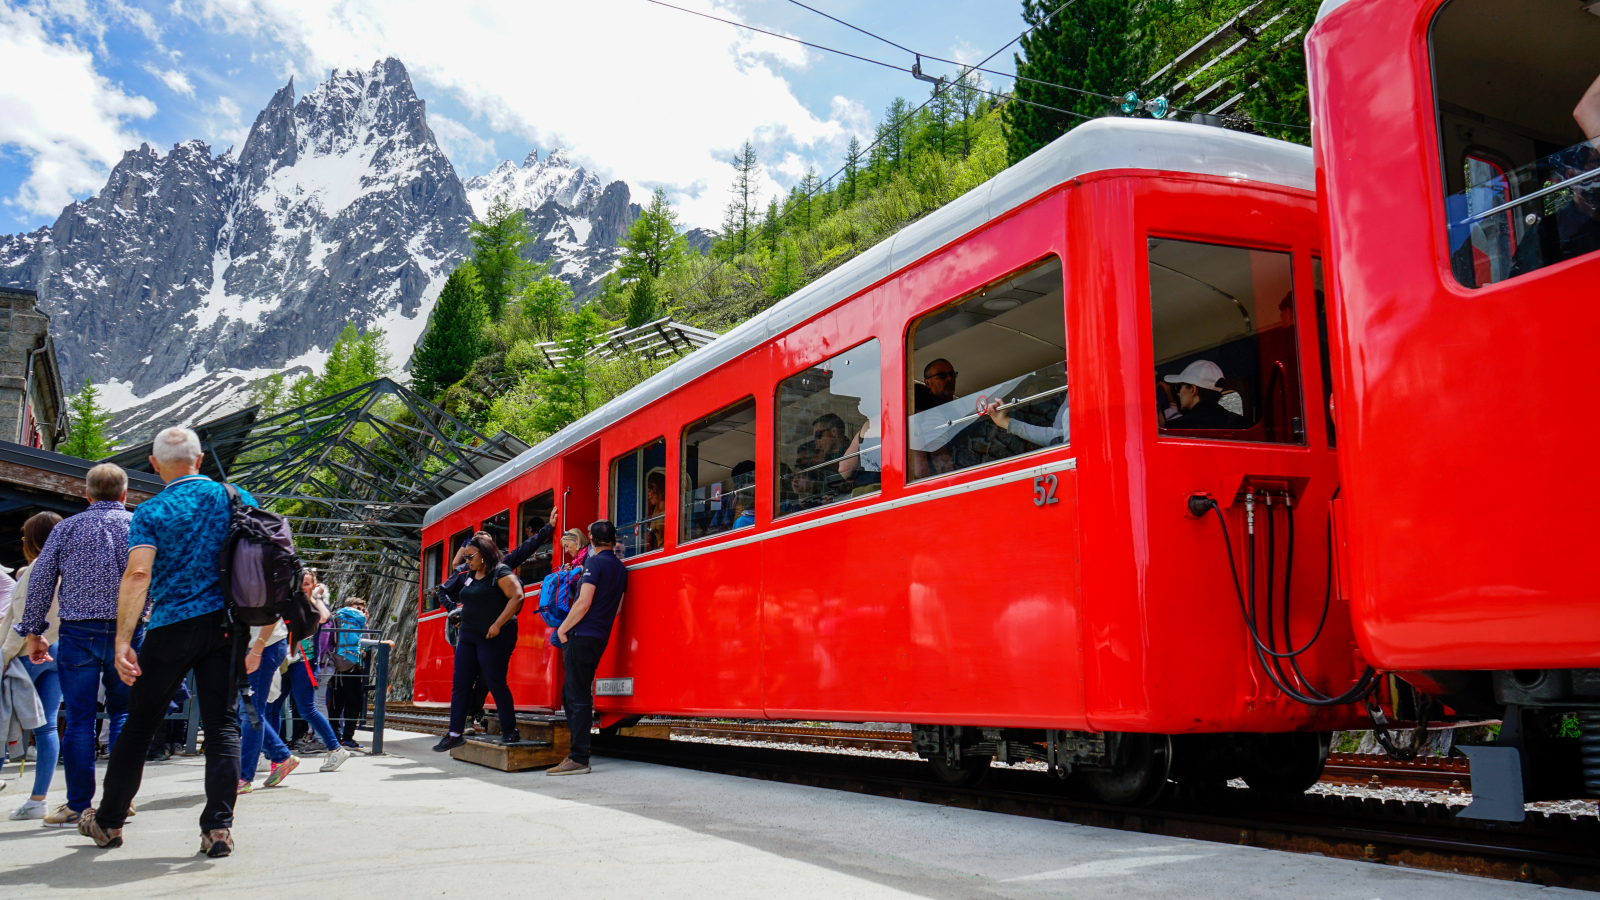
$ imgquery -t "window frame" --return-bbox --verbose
[1146,234,1307,447]
[773,337,884,520]
[679,395,760,546]
[902,254,1070,485]
[479,509,511,554]
[610,436,668,558]
[420,541,444,613]
[515,489,556,584]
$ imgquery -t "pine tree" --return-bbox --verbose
[1004,0,1155,164]
[626,271,659,329]
[721,141,760,256]
[411,263,489,400]
[59,378,114,460]
[470,195,536,319]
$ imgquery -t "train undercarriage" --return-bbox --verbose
[910,724,1333,805]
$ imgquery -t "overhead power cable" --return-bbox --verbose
[777,0,1309,130]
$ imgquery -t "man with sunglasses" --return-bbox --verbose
[922,359,958,409]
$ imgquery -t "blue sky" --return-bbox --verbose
[0,0,1029,233]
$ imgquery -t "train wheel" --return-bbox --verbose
[928,754,991,787]
[1241,732,1331,794]
[1083,733,1172,806]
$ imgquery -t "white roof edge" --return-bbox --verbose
[423,119,1312,528]
[1315,0,1357,22]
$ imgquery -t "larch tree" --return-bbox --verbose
[721,141,761,256]
[60,378,114,460]
[411,263,489,400]
[470,195,536,319]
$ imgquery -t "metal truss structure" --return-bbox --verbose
[214,377,525,583]
[536,316,720,367]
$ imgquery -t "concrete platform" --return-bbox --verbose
[0,730,1581,898]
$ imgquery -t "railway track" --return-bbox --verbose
[379,703,1599,888]
[379,704,1472,789]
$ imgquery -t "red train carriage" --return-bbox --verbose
[1308,0,1600,815]
[419,118,1364,802]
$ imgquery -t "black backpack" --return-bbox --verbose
[217,483,317,641]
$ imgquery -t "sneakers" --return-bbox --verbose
[236,780,254,794]
[546,758,591,776]
[340,740,362,750]
[500,728,522,746]
[200,828,233,858]
[432,734,464,752]
[77,810,122,849]
[320,746,351,772]
[263,756,300,788]
[10,799,46,820]
[42,804,84,827]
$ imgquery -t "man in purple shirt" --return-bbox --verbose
[14,463,137,827]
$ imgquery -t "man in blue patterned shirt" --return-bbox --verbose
[78,426,257,858]
[14,463,135,828]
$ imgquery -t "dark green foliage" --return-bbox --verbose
[1005,0,1155,164]
[470,195,536,319]
[60,378,114,460]
[411,263,488,400]
[626,271,658,328]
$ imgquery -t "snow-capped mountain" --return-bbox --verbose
[464,150,637,299]
[0,58,643,442]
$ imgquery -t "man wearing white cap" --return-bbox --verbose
[1162,360,1247,430]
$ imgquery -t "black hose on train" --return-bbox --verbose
[1199,494,1378,707]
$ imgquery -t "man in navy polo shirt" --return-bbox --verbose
[78,426,256,858]
[547,520,627,776]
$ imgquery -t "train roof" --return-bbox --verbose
[423,118,1312,529]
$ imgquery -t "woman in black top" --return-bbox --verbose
[434,533,524,750]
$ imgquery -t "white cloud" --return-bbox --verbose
[430,113,496,166]
[0,0,157,216]
[184,0,865,227]
[207,94,248,149]
[145,63,196,96]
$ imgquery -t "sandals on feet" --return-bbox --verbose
[77,810,123,849]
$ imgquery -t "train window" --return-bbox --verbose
[449,527,473,560]
[776,340,881,516]
[421,541,444,612]
[1432,0,1600,287]
[906,257,1067,482]
[479,509,510,554]
[1149,238,1304,445]
[1313,258,1335,448]
[682,398,757,542]
[516,490,555,585]
[611,438,667,557]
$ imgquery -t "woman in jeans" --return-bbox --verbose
[239,570,346,791]
[433,533,524,751]
[1,512,63,819]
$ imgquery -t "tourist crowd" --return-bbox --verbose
[0,427,383,856]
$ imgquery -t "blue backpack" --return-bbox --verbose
[537,562,584,628]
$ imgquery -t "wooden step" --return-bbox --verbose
[450,720,571,772]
